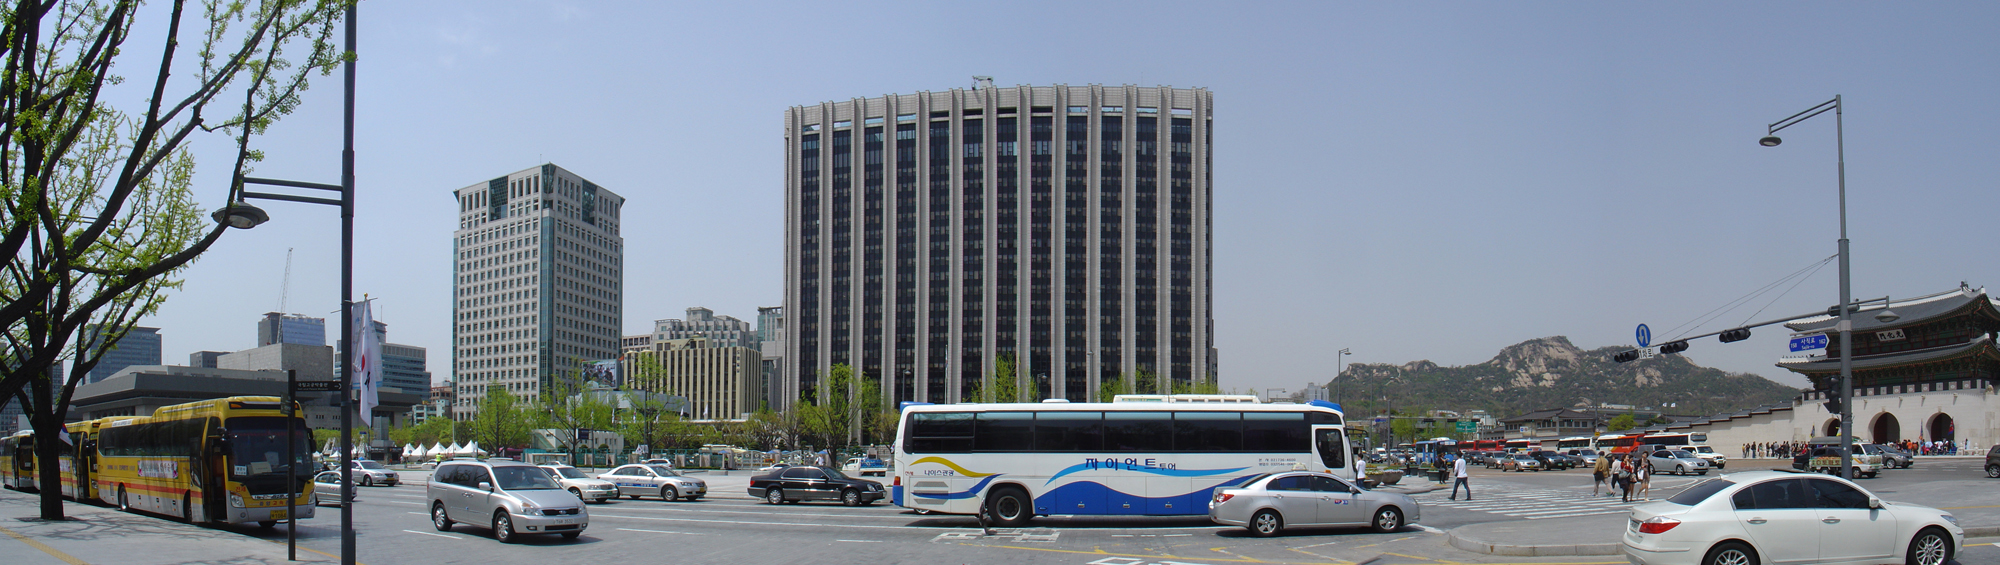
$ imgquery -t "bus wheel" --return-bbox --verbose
[987,486,1032,528]
[118,486,129,512]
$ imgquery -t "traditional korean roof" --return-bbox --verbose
[1497,408,1596,423]
[1785,286,2000,334]
[1776,334,2000,374]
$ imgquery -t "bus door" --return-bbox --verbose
[1312,426,1353,481]
[197,418,226,523]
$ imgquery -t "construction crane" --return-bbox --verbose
[279,247,293,312]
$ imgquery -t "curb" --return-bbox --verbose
[1965,526,2000,538]
[1445,528,1623,556]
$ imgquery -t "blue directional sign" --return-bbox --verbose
[1636,324,1652,348]
[1789,334,1829,352]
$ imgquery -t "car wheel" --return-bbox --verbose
[311,492,321,507]
[987,486,1033,527]
[766,488,785,505]
[1249,509,1283,537]
[1987,464,2000,478]
[360,476,372,487]
[1703,541,1757,565]
[1907,527,1952,565]
[432,502,453,531]
[1698,471,1708,476]
[257,521,276,529]
[493,511,517,543]
[569,487,583,500]
[1372,506,1404,533]
[628,494,640,500]
[1676,465,1687,475]
[842,489,861,507]
[661,486,678,502]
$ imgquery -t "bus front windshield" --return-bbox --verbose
[227,417,312,478]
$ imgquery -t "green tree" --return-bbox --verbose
[1097,373,1126,403]
[1133,368,1158,396]
[1606,414,1636,432]
[1171,379,1223,395]
[1,0,351,519]
[469,386,534,453]
[538,378,617,458]
[987,355,1022,403]
[389,416,458,448]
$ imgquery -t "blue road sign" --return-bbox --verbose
[1789,334,1829,352]
[1636,324,1652,348]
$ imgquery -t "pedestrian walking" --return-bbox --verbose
[1448,454,1471,501]
[1592,451,1612,496]
[1616,455,1636,502]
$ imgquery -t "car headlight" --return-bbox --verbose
[518,498,539,510]
[1942,514,1959,525]
[229,493,245,508]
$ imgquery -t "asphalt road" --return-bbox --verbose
[30,460,2000,565]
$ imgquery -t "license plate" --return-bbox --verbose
[271,509,288,520]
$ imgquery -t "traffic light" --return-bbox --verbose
[1612,349,1640,363]
[1824,390,1844,414]
[1719,328,1753,343]
[1660,341,1689,355]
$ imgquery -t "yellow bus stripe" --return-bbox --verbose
[0,523,92,565]
[906,457,994,478]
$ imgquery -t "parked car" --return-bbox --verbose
[1647,449,1710,476]
[1208,471,1420,537]
[1988,444,2000,478]
[841,457,888,477]
[311,470,356,507]
[1529,451,1569,470]
[1567,449,1601,466]
[758,463,793,473]
[538,464,619,503]
[598,464,708,501]
[750,465,886,506]
[1500,455,1542,472]
[639,458,675,469]
[1793,442,1882,478]
[349,459,399,487]
[1622,469,1961,565]
[427,458,587,543]
[1686,445,1728,469]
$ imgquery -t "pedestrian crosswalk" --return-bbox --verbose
[1413,485,1656,520]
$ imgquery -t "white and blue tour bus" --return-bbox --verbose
[891,397,1355,526]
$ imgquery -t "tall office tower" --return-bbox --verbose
[85,326,162,383]
[652,307,755,350]
[756,306,784,409]
[782,85,1216,410]
[188,351,229,368]
[451,164,625,417]
[258,312,328,346]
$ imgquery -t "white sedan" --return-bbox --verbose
[1623,470,1960,565]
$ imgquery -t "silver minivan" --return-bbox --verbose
[428,459,588,542]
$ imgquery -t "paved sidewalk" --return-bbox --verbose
[0,488,338,565]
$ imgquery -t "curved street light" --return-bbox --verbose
[1760,95,1854,480]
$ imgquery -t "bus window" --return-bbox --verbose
[1242,412,1308,452]
[1105,412,1173,451]
[907,412,974,453]
[1032,412,1103,451]
[1173,412,1242,452]
[1315,429,1346,468]
[973,412,1034,452]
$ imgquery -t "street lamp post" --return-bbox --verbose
[1334,348,1351,405]
[1760,95,1854,480]
[211,6,357,563]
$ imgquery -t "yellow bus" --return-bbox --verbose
[1,429,34,490]
[89,396,314,527]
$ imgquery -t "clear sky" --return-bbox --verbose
[137,1,2000,399]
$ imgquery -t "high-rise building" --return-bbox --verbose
[756,306,784,411]
[451,164,625,418]
[259,312,327,347]
[653,307,755,350]
[623,337,761,421]
[334,320,428,393]
[85,326,162,383]
[782,85,1216,410]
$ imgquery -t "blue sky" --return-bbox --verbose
[139,1,2000,397]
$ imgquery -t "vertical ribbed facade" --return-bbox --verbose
[623,338,762,420]
[781,85,1215,411]
[451,164,625,417]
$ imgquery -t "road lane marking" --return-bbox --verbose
[616,524,704,532]
[402,530,462,539]
[836,539,883,543]
[0,524,92,565]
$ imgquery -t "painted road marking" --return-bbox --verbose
[402,529,462,539]
[616,528,701,535]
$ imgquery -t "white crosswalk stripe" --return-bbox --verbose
[1414,485,1650,519]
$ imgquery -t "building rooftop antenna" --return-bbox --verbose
[279,247,293,313]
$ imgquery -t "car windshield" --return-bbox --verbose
[491,466,561,490]
[820,467,853,480]
[1578,450,1596,455]
[356,460,386,470]
[647,465,681,476]
[550,467,586,479]
[1667,479,1733,505]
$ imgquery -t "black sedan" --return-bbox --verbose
[749,465,886,506]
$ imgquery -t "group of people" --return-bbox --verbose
[1592,452,1652,502]
[1743,438,1964,458]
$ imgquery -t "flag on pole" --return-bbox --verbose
[352,299,382,419]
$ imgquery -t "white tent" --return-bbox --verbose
[444,442,463,456]
[428,442,446,457]
[460,441,482,456]
[403,443,421,458]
